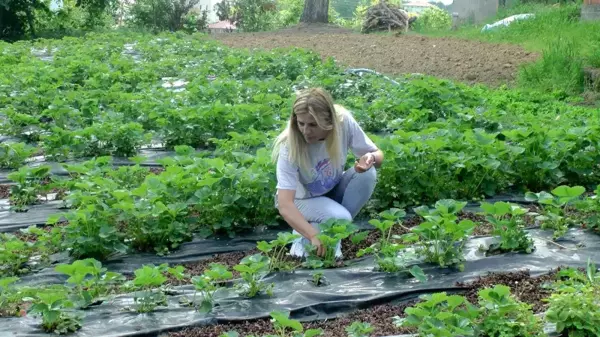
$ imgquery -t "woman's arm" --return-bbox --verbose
[277,190,318,239]
[277,189,325,256]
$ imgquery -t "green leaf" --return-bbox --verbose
[409,265,427,282]
[46,214,64,225]
[351,231,369,244]
[198,299,213,313]
[552,185,585,199]
[304,329,323,337]
[197,177,221,187]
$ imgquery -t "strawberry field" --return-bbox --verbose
[1,31,599,337]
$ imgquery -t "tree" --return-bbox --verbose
[300,0,329,23]
[0,0,48,41]
[215,0,231,21]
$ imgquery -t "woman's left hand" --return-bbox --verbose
[355,153,375,173]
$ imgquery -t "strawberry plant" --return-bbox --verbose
[0,234,34,277]
[0,277,23,317]
[403,200,475,271]
[304,219,358,269]
[476,285,545,337]
[346,321,374,337]
[480,202,535,254]
[573,185,600,233]
[394,292,479,336]
[190,263,233,313]
[7,165,51,212]
[116,199,193,255]
[50,206,128,261]
[0,142,36,169]
[55,258,125,309]
[309,271,328,287]
[525,185,586,239]
[233,254,274,298]
[357,208,426,281]
[257,232,302,272]
[25,288,82,334]
[130,264,169,313]
[545,262,600,337]
[267,310,323,337]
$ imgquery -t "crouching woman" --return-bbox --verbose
[271,88,383,258]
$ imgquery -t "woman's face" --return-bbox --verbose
[296,113,330,144]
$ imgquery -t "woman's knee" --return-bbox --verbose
[356,166,377,186]
[325,206,352,222]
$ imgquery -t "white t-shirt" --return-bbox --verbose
[275,110,378,200]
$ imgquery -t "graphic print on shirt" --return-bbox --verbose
[304,158,340,197]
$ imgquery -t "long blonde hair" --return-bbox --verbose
[272,88,345,174]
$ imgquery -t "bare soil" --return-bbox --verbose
[0,184,9,199]
[213,24,539,87]
[457,269,558,313]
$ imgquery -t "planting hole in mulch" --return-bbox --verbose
[0,184,10,199]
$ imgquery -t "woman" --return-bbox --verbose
[272,88,384,258]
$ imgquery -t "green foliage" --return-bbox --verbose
[41,122,151,161]
[190,263,232,313]
[257,232,302,272]
[403,200,475,271]
[525,185,586,239]
[0,276,24,317]
[233,253,274,298]
[413,6,452,32]
[128,0,202,32]
[130,264,169,313]
[345,321,374,337]
[0,142,36,169]
[480,202,535,254]
[573,185,600,232]
[0,234,34,277]
[229,0,277,32]
[304,219,358,269]
[477,285,546,337]
[25,288,82,334]
[545,259,600,337]
[394,292,479,336]
[54,258,124,309]
[357,208,426,281]
[519,38,585,97]
[267,311,323,337]
[7,165,51,212]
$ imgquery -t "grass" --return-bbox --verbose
[419,2,600,100]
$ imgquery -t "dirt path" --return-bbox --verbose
[213,24,539,87]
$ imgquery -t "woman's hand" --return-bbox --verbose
[310,235,325,257]
[355,152,375,173]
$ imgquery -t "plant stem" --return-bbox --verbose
[531,236,573,250]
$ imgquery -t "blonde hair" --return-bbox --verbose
[272,88,345,174]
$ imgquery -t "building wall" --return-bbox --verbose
[448,0,499,23]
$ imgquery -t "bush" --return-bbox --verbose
[128,0,201,32]
[414,6,452,32]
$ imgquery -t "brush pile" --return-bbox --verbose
[362,1,410,33]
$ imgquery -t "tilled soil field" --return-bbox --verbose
[213,24,539,87]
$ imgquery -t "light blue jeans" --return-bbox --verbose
[289,166,377,258]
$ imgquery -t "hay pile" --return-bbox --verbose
[362,1,411,33]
